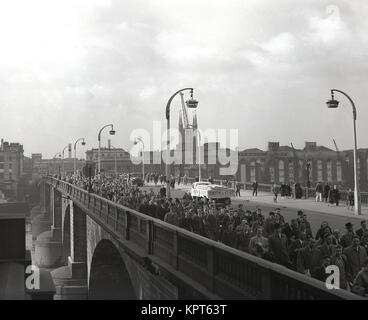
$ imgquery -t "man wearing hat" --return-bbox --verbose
[343,235,368,282]
[341,222,355,248]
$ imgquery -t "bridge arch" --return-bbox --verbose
[88,239,136,300]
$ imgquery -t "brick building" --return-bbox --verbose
[0,139,24,199]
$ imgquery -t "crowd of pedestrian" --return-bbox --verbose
[58,172,368,297]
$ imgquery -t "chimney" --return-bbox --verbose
[108,139,111,149]
[305,141,317,151]
[268,142,279,152]
[68,143,72,158]
[0,139,3,151]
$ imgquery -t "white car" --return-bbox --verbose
[190,181,235,205]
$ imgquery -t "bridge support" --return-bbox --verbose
[31,183,52,241]
[51,204,88,300]
[34,188,63,268]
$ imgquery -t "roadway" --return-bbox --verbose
[141,183,367,236]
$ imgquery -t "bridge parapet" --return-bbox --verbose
[45,177,362,300]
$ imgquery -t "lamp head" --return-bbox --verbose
[186,98,198,109]
[326,99,339,109]
[109,129,116,135]
[82,141,86,146]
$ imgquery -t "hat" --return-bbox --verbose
[297,210,304,215]
[345,222,353,229]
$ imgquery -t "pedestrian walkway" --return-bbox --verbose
[234,189,368,220]
[143,182,368,220]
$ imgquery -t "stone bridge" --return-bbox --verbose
[30,177,359,300]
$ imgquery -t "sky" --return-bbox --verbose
[0,0,367,159]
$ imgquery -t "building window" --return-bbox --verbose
[308,162,313,183]
[250,161,256,182]
[269,166,275,183]
[278,160,284,183]
[317,160,323,182]
[336,160,342,182]
[327,160,332,183]
[288,161,294,183]
[298,160,304,180]
[0,156,4,162]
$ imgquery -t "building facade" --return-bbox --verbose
[0,139,24,199]
[237,141,368,191]
[86,147,132,174]
[31,154,85,178]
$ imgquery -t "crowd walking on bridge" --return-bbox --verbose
[57,173,368,297]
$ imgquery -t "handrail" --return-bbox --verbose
[45,176,363,300]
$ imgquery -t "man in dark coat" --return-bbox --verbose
[268,223,291,268]
[340,222,355,248]
[323,183,330,203]
[344,235,368,281]
[252,181,258,196]
[297,239,319,276]
[356,220,368,240]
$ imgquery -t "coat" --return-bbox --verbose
[297,246,320,275]
[343,245,368,280]
[268,233,290,267]
[340,232,355,248]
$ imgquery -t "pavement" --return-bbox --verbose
[142,182,368,235]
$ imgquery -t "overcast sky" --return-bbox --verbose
[0,0,367,158]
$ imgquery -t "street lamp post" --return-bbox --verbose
[61,145,70,176]
[134,137,145,181]
[98,124,115,174]
[73,138,86,173]
[326,89,361,215]
[196,130,202,182]
[165,88,198,198]
[305,161,311,199]
[53,152,62,176]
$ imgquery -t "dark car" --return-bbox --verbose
[131,177,144,187]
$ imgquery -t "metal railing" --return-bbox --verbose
[45,176,362,300]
